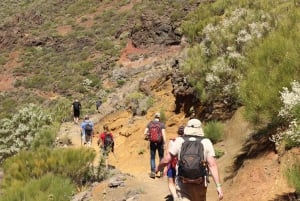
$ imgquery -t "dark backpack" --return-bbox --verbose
[104,133,114,151]
[178,136,208,183]
[84,122,93,135]
[148,121,163,143]
[96,100,102,107]
[73,102,80,110]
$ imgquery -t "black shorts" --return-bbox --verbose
[73,109,80,118]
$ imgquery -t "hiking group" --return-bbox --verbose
[71,98,115,168]
[144,113,223,201]
[71,99,223,200]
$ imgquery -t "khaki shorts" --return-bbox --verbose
[176,177,207,201]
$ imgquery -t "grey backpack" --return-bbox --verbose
[178,136,208,182]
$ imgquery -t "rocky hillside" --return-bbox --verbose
[1,1,300,201]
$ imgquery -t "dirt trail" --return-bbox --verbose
[58,78,241,201]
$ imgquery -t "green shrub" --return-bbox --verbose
[47,98,73,123]
[182,0,276,106]
[214,149,225,159]
[95,38,115,52]
[146,97,154,108]
[0,53,8,65]
[286,162,300,193]
[285,137,300,150]
[159,110,167,124]
[117,79,126,86]
[0,173,75,201]
[0,104,52,164]
[1,147,96,188]
[204,121,223,144]
[240,11,300,126]
[31,126,57,150]
[126,92,144,102]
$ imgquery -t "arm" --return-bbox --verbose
[144,127,149,135]
[80,123,84,133]
[161,128,167,150]
[155,152,172,173]
[207,156,224,200]
[162,128,166,144]
[144,127,149,139]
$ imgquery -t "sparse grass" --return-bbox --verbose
[286,161,300,193]
[138,149,146,155]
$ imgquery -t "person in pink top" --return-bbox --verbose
[166,125,184,201]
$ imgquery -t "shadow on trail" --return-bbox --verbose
[269,192,299,201]
[224,124,276,181]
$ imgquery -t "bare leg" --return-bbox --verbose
[168,177,178,200]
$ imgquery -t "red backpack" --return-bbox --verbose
[149,121,163,143]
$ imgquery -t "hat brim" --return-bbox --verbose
[184,127,204,136]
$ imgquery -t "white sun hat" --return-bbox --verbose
[184,119,204,136]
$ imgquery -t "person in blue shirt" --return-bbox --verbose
[80,115,94,146]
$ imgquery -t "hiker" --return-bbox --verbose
[166,125,184,201]
[98,125,114,169]
[144,112,166,178]
[72,99,81,124]
[80,115,94,146]
[96,99,102,113]
[156,119,223,201]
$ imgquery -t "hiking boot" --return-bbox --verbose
[149,172,155,179]
[156,171,163,178]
